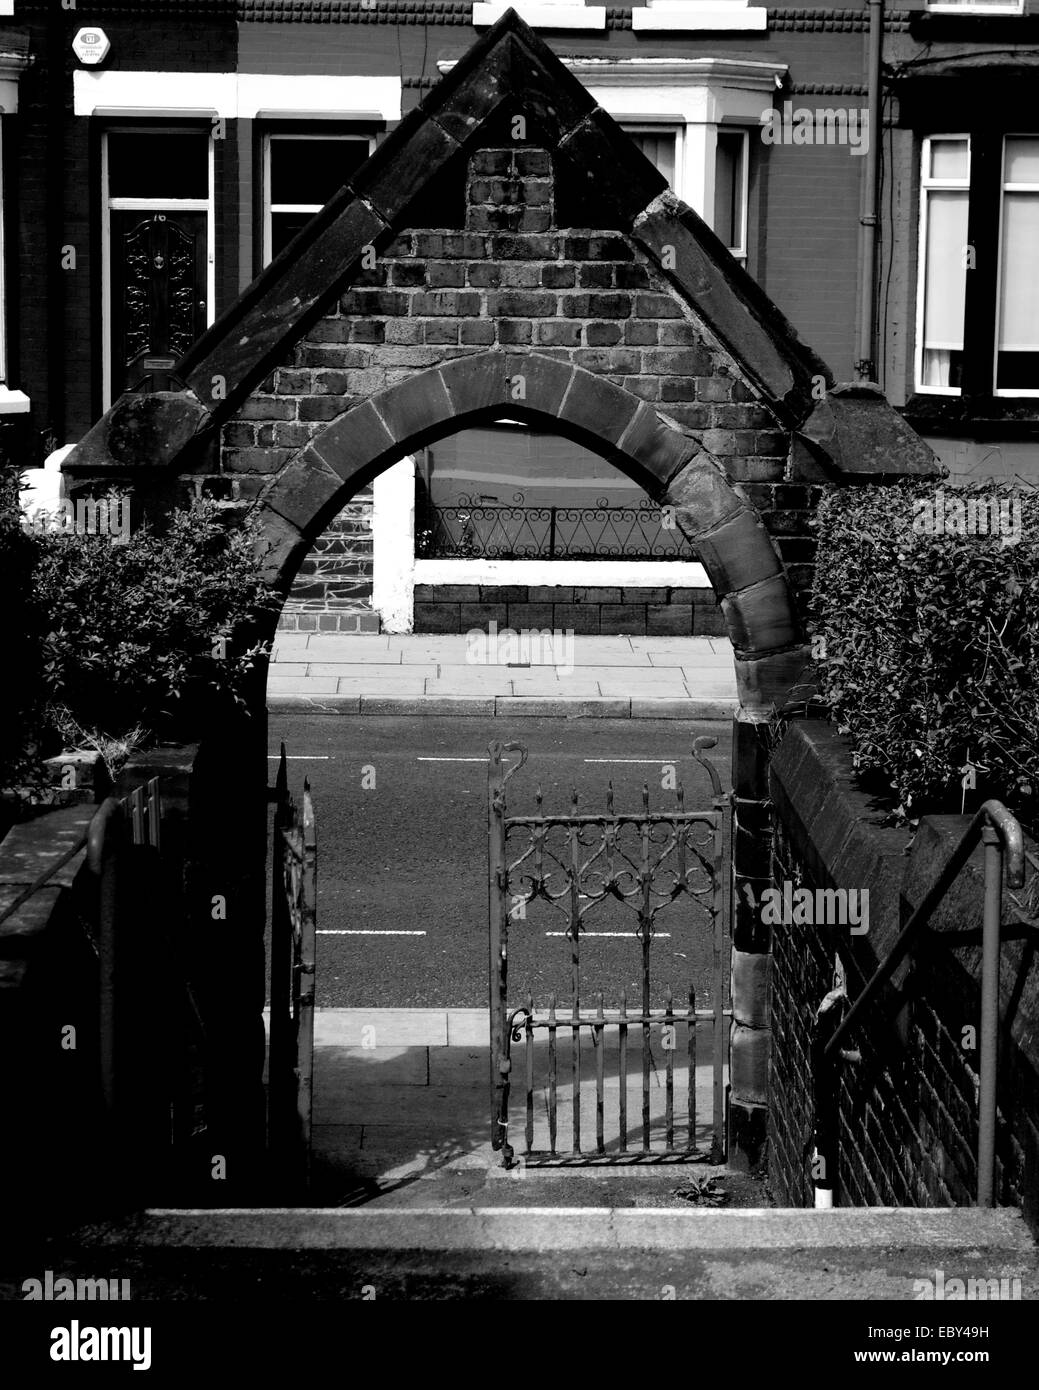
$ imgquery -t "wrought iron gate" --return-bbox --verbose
[488,738,731,1168]
[269,745,317,1188]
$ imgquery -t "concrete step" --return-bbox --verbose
[65,1204,1036,1253]
[16,1206,1036,1301]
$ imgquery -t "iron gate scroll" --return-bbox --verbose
[269,746,317,1188]
[488,739,732,1168]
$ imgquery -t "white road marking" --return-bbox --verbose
[417,756,487,762]
[545,931,672,938]
[266,755,331,760]
[317,930,427,936]
[583,758,677,764]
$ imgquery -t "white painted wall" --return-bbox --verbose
[372,455,417,633]
[73,71,402,121]
[415,559,711,588]
[19,443,73,521]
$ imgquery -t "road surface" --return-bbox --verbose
[268,715,732,1009]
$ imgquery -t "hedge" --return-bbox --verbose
[810,479,1039,825]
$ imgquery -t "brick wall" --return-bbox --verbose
[279,488,379,632]
[768,721,1039,1224]
[221,144,818,629]
[413,583,726,636]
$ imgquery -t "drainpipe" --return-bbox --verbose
[855,0,884,382]
[810,983,853,1208]
[45,1,67,453]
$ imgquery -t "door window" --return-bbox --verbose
[103,129,214,405]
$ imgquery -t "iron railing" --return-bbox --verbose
[417,496,698,561]
[268,745,317,1189]
[815,799,1026,1208]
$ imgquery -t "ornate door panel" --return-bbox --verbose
[110,212,207,395]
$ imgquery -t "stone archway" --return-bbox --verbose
[254,351,803,717]
[62,8,942,1167]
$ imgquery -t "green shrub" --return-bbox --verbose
[810,479,1039,824]
[33,498,281,743]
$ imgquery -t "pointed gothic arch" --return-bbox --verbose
[254,352,799,710]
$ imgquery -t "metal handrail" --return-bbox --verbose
[820,799,1026,1207]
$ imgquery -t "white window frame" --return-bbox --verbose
[620,120,685,200]
[914,133,971,397]
[101,128,216,410]
[714,126,750,263]
[0,50,30,412]
[993,133,1039,399]
[262,131,376,267]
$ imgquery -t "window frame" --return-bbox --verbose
[715,126,750,263]
[993,132,1039,399]
[0,125,8,389]
[619,120,685,201]
[914,133,972,397]
[100,124,215,411]
[261,130,376,267]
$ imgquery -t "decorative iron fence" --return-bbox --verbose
[488,738,732,1168]
[416,494,697,561]
[268,744,317,1190]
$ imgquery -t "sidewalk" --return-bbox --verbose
[268,633,738,718]
[303,1008,735,1210]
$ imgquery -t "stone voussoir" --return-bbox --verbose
[721,576,802,657]
[734,645,816,713]
[692,508,784,599]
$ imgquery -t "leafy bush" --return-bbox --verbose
[32,498,281,743]
[810,479,1039,824]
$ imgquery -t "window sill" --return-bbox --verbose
[0,386,30,415]
[901,393,1039,438]
[472,4,606,29]
[632,3,768,31]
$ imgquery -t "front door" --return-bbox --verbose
[109,211,208,395]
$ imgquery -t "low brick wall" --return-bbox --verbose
[278,491,379,633]
[414,583,726,635]
[0,734,269,1215]
[767,721,1039,1224]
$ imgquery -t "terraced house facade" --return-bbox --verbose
[4,0,1038,633]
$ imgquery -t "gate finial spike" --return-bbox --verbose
[606,781,614,815]
[643,781,650,812]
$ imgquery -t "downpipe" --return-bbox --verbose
[810,983,854,1208]
[855,0,884,381]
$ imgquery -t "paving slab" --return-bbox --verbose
[268,634,737,715]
